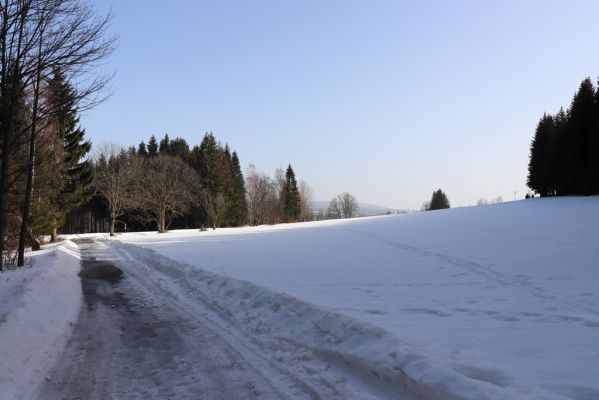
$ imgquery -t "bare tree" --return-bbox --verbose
[0,0,115,268]
[421,200,431,211]
[338,192,359,218]
[94,144,134,237]
[245,164,276,226]
[201,189,228,230]
[327,197,341,219]
[131,155,198,233]
[298,179,313,221]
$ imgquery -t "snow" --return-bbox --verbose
[113,196,599,400]
[0,240,82,400]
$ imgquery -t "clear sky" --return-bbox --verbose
[83,0,599,210]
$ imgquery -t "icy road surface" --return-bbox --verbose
[36,239,305,400]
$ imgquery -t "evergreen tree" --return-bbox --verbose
[169,137,191,162]
[566,78,595,194]
[229,151,247,225]
[137,141,148,157]
[159,133,170,154]
[283,164,301,222]
[147,135,158,157]
[590,78,599,194]
[527,114,555,196]
[429,189,450,210]
[42,70,94,238]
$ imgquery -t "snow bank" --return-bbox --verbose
[0,241,82,400]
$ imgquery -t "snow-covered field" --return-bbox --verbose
[114,197,599,400]
[0,241,81,400]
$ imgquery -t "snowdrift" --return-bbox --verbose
[0,241,82,400]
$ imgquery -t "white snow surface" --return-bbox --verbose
[112,197,599,400]
[0,241,82,400]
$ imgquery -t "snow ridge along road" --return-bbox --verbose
[36,239,309,400]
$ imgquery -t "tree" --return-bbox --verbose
[0,0,115,269]
[328,192,358,219]
[47,69,94,241]
[245,164,276,226]
[147,135,158,157]
[282,164,301,222]
[137,141,148,157]
[527,114,555,196]
[94,145,134,236]
[428,189,450,210]
[159,133,170,154]
[228,151,247,226]
[327,197,341,219]
[298,180,314,221]
[131,155,198,233]
[338,192,359,218]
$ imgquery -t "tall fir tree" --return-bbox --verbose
[41,70,94,239]
[283,164,301,222]
[230,151,247,226]
[527,114,555,196]
[137,141,148,157]
[566,78,596,195]
[147,135,158,157]
[159,133,170,155]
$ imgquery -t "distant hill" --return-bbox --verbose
[312,201,392,216]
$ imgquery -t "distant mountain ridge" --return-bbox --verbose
[312,201,392,216]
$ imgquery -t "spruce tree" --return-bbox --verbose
[566,78,596,194]
[230,151,247,226]
[43,70,94,238]
[429,189,450,210]
[283,164,301,222]
[527,114,555,196]
[159,133,171,155]
[137,141,148,157]
[147,135,158,157]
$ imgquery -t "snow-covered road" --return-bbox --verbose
[36,239,415,400]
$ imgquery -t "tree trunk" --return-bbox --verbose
[18,43,42,267]
[109,217,115,237]
[158,208,166,233]
[27,227,40,251]
[51,227,58,243]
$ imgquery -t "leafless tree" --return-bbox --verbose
[298,179,313,221]
[245,164,276,226]
[94,144,134,237]
[477,198,489,206]
[130,155,198,233]
[0,0,115,268]
[337,192,359,218]
[201,189,228,230]
[327,197,341,219]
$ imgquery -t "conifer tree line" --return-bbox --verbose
[527,77,599,196]
[0,0,115,269]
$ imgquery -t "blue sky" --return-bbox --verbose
[84,1,599,209]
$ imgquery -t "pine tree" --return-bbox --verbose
[566,78,596,194]
[159,133,170,155]
[38,70,94,239]
[137,141,148,157]
[527,114,555,196]
[429,189,450,210]
[590,78,599,194]
[147,135,158,157]
[283,164,301,222]
[228,151,247,226]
